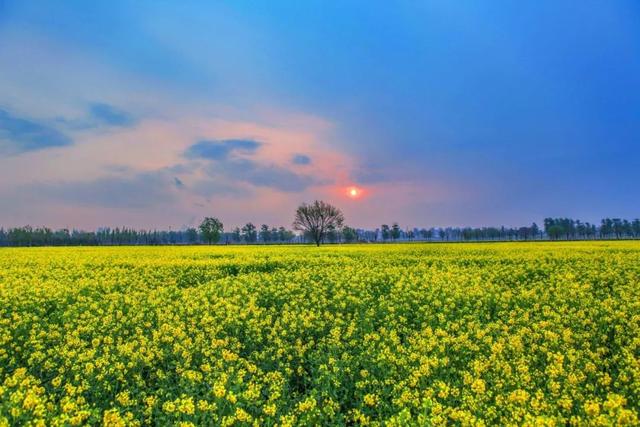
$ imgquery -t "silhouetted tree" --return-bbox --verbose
[242,223,257,243]
[633,219,640,238]
[326,224,339,243]
[186,227,198,244]
[231,227,241,243]
[406,228,415,240]
[293,200,344,246]
[199,217,223,244]
[381,224,390,241]
[278,226,295,242]
[391,223,401,240]
[260,224,271,243]
[342,226,357,243]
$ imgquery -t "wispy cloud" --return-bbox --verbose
[292,153,311,165]
[0,108,73,155]
[209,158,317,192]
[89,103,136,127]
[173,176,185,189]
[185,139,261,160]
[240,163,315,192]
[58,103,137,130]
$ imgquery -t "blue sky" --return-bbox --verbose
[0,1,639,229]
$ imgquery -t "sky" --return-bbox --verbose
[1,1,639,230]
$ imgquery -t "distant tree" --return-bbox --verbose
[326,224,339,243]
[186,227,199,244]
[406,228,414,240]
[293,200,344,246]
[381,224,390,241]
[563,218,576,239]
[633,219,640,238]
[199,217,224,244]
[260,224,271,243]
[549,225,563,240]
[544,218,563,240]
[419,228,428,240]
[231,227,241,243]
[342,226,357,243]
[531,223,539,240]
[5,213,639,247]
[242,223,257,243]
[600,218,613,238]
[278,226,295,242]
[612,218,624,239]
[391,223,401,240]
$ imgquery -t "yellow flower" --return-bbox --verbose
[263,403,277,416]
[145,396,157,408]
[22,391,39,410]
[363,393,378,407]
[604,393,626,412]
[213,382,226,398]
[471,379,485,395]
[235,407,250,422]
[508,389,529,405]
[102,409,125,427]
[297,397,317,412]
[116,391,132,406]
[178,397,195,415]
[584,401,600,417]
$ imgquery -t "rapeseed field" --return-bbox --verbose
[1,242,639,426]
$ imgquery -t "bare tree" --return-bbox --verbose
[293,200,344,246]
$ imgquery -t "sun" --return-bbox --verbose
[346,186,362,199]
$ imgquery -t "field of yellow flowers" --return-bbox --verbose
[1,242,640,426]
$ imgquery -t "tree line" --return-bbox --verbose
[0,212,638,247]
[0,224,300,247]
[374,218,640,242]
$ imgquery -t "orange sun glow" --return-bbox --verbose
[346,186,362,199]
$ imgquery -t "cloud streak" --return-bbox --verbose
[0,109,73,155]
[57,103,137,130]
[292,154,311,165]
[220,159,316,192]
[185,139,261,160]
[194,153,316,193]
[89,103,136,127]
[183,138,319,192]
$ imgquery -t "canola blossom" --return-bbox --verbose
[1,242,639,426]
